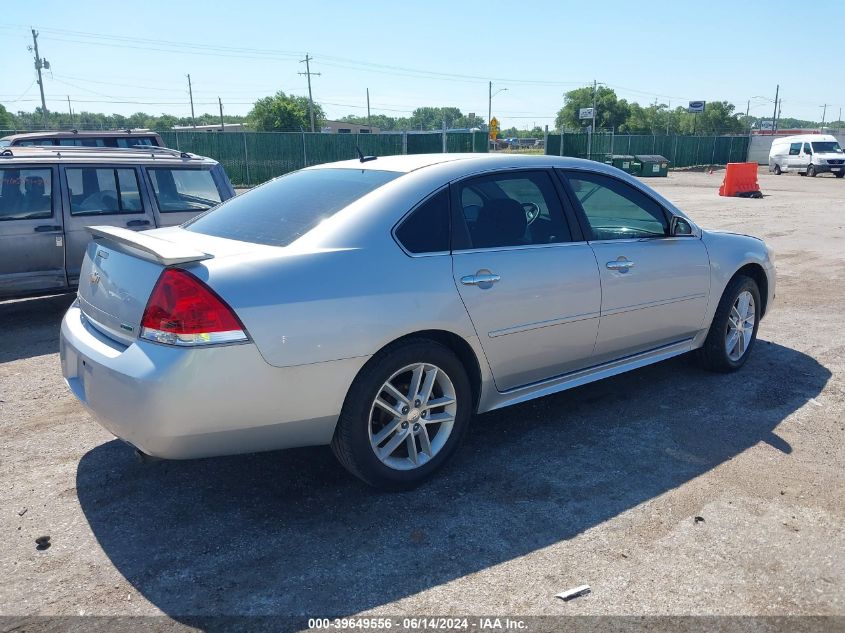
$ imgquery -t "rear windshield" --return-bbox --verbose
[811,141,842,154]
[184,168,400,247]
[149,168,223,213]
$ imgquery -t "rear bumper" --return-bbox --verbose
[60,302,369,459]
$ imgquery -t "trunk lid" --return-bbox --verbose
[77,226,214,345]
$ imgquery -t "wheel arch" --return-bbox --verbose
[351,329,485,414]
[733,263,769,316]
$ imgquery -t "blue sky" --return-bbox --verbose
[2,0,844,128]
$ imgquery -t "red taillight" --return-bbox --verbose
[140,268,247,346]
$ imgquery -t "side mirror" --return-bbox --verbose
[670,216,694,237]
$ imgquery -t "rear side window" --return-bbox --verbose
[67,168,143,216]
[149,168,222,213]
[116,137,155,147]
[395,188,450,254]
[0,168,53,220]
[185,168,400,247]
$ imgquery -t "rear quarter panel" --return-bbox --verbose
[187,245,479,370]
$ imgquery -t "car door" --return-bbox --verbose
[0,164,67,297]
[558,169,710,364]
[143,165,226,227]
[802,142,814,171]
[785,142,802,171]
[451,169,601,391]
[60,164,156,285]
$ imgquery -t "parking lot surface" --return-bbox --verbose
[1,170,843,626]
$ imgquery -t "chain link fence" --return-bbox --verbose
[545,132,750,168]
[160,130,488,186]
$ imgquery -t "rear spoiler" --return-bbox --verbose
[87,226,212,266]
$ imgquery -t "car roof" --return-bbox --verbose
[304,152,619,176]
[1,130,161,141]
[0,145,219,166]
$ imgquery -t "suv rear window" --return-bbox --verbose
[149,168,223,213]
[185,168,400,247]
[0,168,52,220]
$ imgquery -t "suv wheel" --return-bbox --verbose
[807,164,817,177]
[332,339,472,489]
[772,163,781,175]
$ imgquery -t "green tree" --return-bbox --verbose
[556,86,630,132]
[673,101,743,135]
[0,104,14,129]
[247,91,325,131]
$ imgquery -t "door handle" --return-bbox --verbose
[126,219,151,227]
[461,273,501,286]
[606,259,635,271]
[34,225,62,233]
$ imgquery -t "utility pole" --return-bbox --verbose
[299,54,321,133]
[29,29,49,124]
[366,88,371,130]
[67,95,74,127]
[838,107,842,135]
[820,103,828,130]
[588,79,597,159]
[776,99,782,134]
[488,81,492,130]
[746,100,750,134]
[187,74,196,128]
[771,84,779,135]
[218,97,224,132]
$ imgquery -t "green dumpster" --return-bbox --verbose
[610,155,642,174]
[635,154,670,177]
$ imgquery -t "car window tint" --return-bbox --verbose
[565,171,668,240]
[149,168,223,213]
[0,168,53,220]
[454,171,571,249]
[67,168,144,216]
[185,168,400,247]
[788,143,801,156]
[395,188,449,254]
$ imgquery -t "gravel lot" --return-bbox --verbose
[1,169,843,629]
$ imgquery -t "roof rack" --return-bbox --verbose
[0,146,195,159]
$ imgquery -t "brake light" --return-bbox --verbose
[140,268,247,346]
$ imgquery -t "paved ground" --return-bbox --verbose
[1,170,843,628]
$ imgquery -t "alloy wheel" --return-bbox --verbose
[725,290,756,361]
[368,363,457,470]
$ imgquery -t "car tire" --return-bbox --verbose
[807,164,816,177]
[331,339,472,490]
[772,163,781,175]
[835,171,844,178]
[697,275,761,373]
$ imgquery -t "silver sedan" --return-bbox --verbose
[60,154,776,488]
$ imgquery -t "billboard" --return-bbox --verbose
[688,101,706,113]
[579,107,595,120]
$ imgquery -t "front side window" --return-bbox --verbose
[0,168,53,220]
[67,168,143,216]
[149,168,223,213]
[564,171,668,240]
[803,143,813,154]
[395,188,450,254]
[788,143,801,156]
[185,168,400,247]
[811,141,842,154]
[453,170,571,250]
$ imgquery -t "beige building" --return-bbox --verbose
[321,120,381,134]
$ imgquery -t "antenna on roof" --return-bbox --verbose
[355,145,377,163]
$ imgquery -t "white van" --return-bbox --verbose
[769,134,844,177]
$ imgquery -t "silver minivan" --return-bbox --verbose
[0,146,235,299]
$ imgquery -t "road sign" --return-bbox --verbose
[760,120,774,131]
[688,101,706,113]
[579,107,594,120]
[489,117,500,140]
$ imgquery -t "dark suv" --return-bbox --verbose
[0,130,164,149]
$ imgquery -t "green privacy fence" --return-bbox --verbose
[545,133,750,168]
[158,130,488,186]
